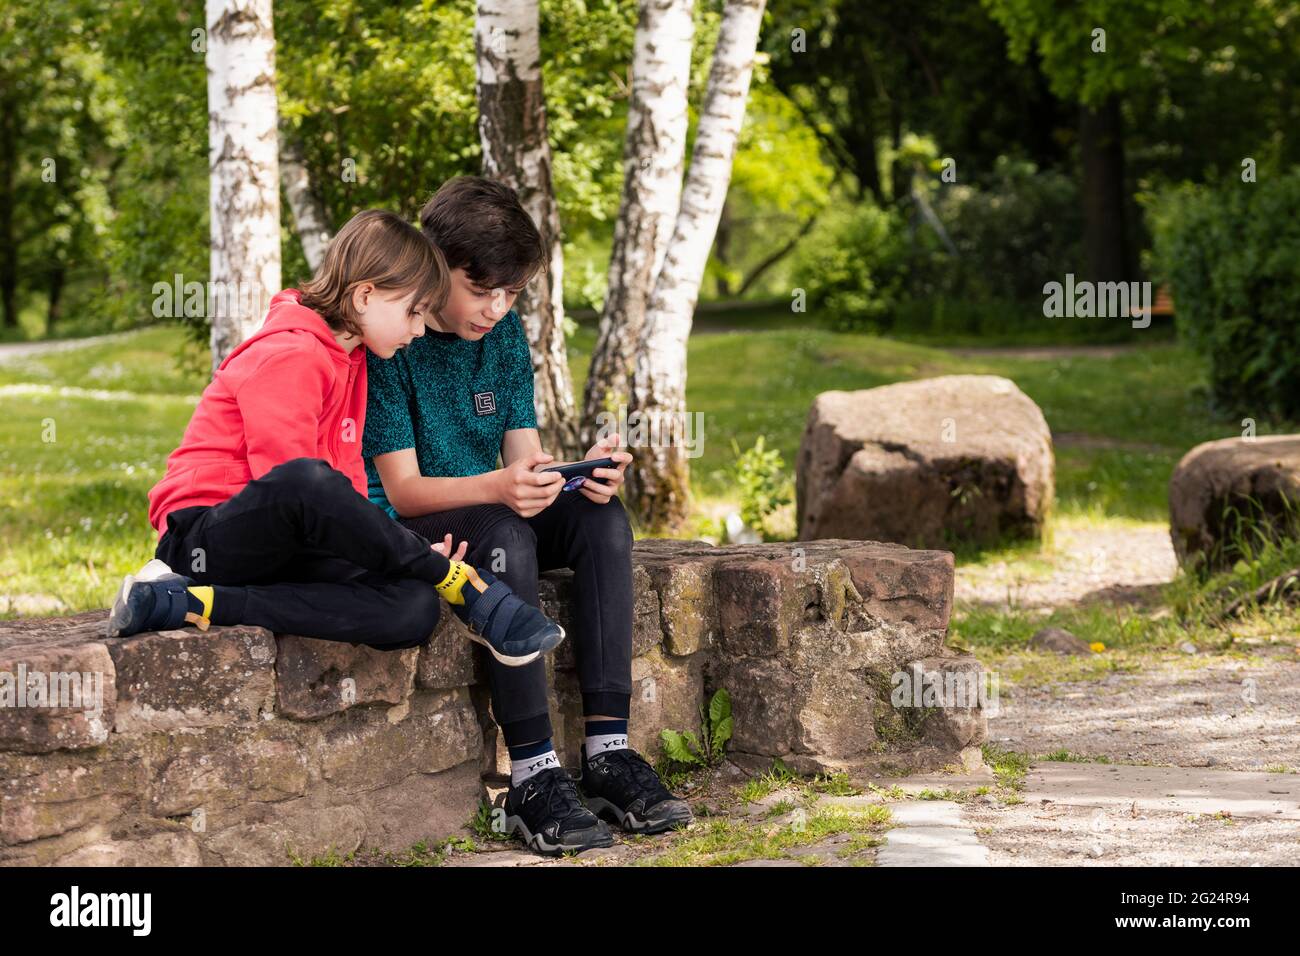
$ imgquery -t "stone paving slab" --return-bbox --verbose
[875,800,991,867]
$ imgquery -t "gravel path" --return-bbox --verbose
[967,771,1300,866]
[951,510,1299,865]
[0,330,142,363]
[956,520,1178,611]
[989,650,1300,771]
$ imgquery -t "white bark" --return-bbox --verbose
[279,129,332,274]
[581,0,695,435]
[206,0,280,371]
[476,0,579,455]
[628,0,767,529]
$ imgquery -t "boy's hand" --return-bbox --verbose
[430,533,469,562]
[495,451,564,517]
[578,434,632,505]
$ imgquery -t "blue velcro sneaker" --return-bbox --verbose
[453,569,565,667]
[105,559,207,639]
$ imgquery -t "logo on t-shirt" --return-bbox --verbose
[473,391,497,416]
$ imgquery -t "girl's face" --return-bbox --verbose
[430,268,525,340]
[350,285,428,358]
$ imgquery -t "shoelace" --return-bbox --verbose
[598,750,671,804]
[529,769,589,820]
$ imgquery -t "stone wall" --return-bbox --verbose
[0,539,987,866]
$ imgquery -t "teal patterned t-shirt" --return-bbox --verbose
[362,310,537,518]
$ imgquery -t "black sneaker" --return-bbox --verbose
[501,767,615,856]
[578,745,694,834]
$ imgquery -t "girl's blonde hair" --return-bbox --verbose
[299,210,448,337]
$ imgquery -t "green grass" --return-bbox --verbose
[950,501,1300,686]
[292,834,480,867]
[636,802,890,867]
[2,315,1291,615]
[575,321,1253,524]
[0,328,208,395]
[0,331,202,614]
[983,743,1030,796]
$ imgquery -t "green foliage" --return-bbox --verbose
[984,0,1261,105]
[1168,492,1300,619]
[916,156,1082,306]
[707,85,837,299]
[982,743,1029,793]
[469,801,512,843]
[7,0,1299,349]
[981,0,1300,177]
[6,0,835,340]
[660,688,732,769]
[1147,171,1300,418]
[1193,492,1300,576]
[0,0,130,335]
[765,0,1075,203]
[94,1,209,336]
[708,686,734,758]
[729,436,791,539]
[797,202,908,332]
[275,0,480,230]
[797,156,1080,336]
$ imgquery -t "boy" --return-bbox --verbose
[364,178,693,856]
[108,209,563,668]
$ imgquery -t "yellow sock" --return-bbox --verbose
[187,585,214,619]
[435,561,485,605]
[185,585,214,630]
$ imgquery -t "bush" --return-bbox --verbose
[797,203,909,332]
[1147,171,1300,418]
[915,156,1082,305]
[730,436,792,539]
[797,157,1081,337]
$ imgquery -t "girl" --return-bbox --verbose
[106,209,562,667]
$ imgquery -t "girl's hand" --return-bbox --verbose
[430,533,469,562]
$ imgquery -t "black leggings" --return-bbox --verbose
[155,457,450,648]
[401,490,635,747]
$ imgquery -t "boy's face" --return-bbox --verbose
[432,268,526,340]
[354,286,428,359]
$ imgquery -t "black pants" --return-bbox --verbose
[402,490,635,747]
[155,457,450,649]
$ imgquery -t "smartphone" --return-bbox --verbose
[540,457,618,491]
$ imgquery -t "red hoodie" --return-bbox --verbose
[147,289,368,536]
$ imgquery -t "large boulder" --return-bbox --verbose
[1169,435,1300,569]
[1,539,987,866]
[797,375,1054,548]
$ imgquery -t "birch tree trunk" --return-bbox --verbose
[626,0,767,532]
[476,0,579,456]
[279,128,332,274]
[581,0,695,444]
[205,0,280,372]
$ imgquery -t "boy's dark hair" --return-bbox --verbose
[299,209,448,337]
[419,176,546,291]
